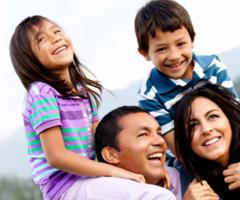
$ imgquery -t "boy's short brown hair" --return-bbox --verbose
[134,0,195,52]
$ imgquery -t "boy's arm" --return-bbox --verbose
[214,55,239,99]
[163,130,176,156]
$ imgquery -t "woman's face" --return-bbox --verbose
[189,97,232,166]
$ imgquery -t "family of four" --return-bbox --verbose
[10,0,240,199]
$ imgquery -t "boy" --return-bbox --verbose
[135,0,237,158]
[134,0,237,192]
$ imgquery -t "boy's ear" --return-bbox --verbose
[138,48,151,61]
[101,146,120,164]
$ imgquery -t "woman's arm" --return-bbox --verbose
[39,126,145,182]
[183,179,219,200]
[223,162,240,190]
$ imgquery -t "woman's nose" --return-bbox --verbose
[201,121,213,135]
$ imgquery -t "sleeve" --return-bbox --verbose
[28,85,61,135]
[90,101,99,123]
[138,84,174,135]
[166,167,182,200]
[214,55,239,100]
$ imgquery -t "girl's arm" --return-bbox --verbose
[223,162,240,190]
[40,126,145,182]
[91,122,98,134]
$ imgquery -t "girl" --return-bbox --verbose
[10,15,177,200]
[174,83,240,199]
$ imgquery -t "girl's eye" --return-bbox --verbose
[37,37,45,43]
[54,29,62,34]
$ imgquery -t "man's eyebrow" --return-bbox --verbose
[137,125,161,131]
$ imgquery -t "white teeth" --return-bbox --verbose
[54,46,67,54]
[148,153,163,159]
[204,137,220,146]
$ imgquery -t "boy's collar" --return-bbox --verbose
[150,53,210,94]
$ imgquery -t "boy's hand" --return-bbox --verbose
[223,162,240,190]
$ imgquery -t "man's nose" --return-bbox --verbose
[151,133,165,146]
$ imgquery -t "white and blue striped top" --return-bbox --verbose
[138,53,238,135]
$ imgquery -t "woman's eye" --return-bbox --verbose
[189,121,198,129]
[208,114,219,120]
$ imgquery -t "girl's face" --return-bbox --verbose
[29,20,74,75]
[189,97,232,167]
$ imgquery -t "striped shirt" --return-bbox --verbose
[138,53,238,135]
[23,82,99,200]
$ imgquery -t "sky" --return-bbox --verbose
[1,0,240,141]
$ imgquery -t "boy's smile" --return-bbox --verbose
[140,26,194,80]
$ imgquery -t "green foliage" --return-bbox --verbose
[0,177,42,200]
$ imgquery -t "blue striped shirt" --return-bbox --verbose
[138,53,237,135]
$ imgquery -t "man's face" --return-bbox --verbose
[115,112,167,184]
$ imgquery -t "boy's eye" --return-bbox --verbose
[177,42,186,47]
[156,47,166,53]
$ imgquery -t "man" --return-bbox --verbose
[95,106,181,199]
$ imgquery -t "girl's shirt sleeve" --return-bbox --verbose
[26,83,62,135]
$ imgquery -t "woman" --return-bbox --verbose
[174,83,240,200]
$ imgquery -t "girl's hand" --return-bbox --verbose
[110,166,146,183]
[223,162,240,190]
[183,179,219,200]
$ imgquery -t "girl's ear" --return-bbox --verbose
[138,48,151,61]
[101,146,120,164]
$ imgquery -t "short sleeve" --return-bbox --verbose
[27,83,62,135]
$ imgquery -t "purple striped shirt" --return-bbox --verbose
[23,82,99,200]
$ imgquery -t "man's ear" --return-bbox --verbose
[101,146,120,164]
[138,48,150,61]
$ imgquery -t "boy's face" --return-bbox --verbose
[140,26,194,79]
[114,112,167,185]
